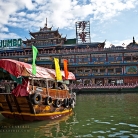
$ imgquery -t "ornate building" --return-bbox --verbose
[1,19,138,88]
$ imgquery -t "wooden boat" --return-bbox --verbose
[0,59,76,121]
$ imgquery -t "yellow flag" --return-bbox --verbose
[54,58,62,81]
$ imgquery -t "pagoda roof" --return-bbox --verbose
[29,30,59,38]
[127,37,138,49]
[30,30,58,34]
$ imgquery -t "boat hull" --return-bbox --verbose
[1,109,72,121]
[0,93,75,121]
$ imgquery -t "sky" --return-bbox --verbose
[0,0,138,48]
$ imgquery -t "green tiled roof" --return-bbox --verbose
[64,39,76,44]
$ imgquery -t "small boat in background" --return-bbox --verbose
[0,59,76,121]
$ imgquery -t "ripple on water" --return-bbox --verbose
[86,119,90,121]
[94,120,100,122]
[97,121,111,124]
[86,123,91,125]
[128,124,138,128]
[116,122,138,128]
[92,130,106,134]
[120,130,131,133]
[108,132,125,137]
[75,134,93,137]
[94,119,111,124]
[110,128,116,130]
[130,134,138,137]
[118,122,128,125]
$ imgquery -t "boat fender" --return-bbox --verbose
[31,93,42,105]
[53,99,61,108]
[72,97,76,105]
[68,98,73,106]
[63,98,69,108]
[71,99,75,109]
[72,92,76,105]
[44,96,52,105]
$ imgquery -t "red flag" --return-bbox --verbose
[63,59,69,79]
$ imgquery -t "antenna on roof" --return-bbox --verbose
[45,18,47,27]
[133,36,135,44]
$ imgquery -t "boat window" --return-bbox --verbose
[99,57,106,62]
[77,69,83,73]
[33,80,46,87]
[100,69,105,73]
[92,57,98,62]
[116,56,122,61]
[92,69,98,73]
[84,69,91,73]
[47,80,53,88]
[108,57,115,62]
[47,80,58,89]
[108,69,114,73]
[124,55,131,62]
[115,68,122,73]
[132,53,138,61]
[117,79,123,84]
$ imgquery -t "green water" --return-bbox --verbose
[1,93,138,138]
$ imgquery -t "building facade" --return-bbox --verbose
[0,20,138,87]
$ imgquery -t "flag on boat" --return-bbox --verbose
[32,45,38,75]
[63,59,69,79]
[54,58,62,81]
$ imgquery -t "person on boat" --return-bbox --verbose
[58,82,64,90]
[4,80,11,93]
[63,83,69,90]
[0,80,3,93]
[52,82,56,89]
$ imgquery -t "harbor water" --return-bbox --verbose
[0,93,138,138]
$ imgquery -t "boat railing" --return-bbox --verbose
[69,83,138,89]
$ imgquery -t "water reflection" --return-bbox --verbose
[0,93,138,137]
[33,113,75,138]
[0,112,75,138]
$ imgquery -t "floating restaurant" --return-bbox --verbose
[0,19,138,92]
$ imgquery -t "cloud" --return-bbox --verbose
[0,0,138,42]
[1,0,137,30]
[105,37,138,48]
[0,32,20,40]
[91,0,137,21]
[0,0,34,29]
[0,27,9,32]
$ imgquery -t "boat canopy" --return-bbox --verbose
[0,59,75,81]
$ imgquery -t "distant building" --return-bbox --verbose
[0,19,138,86]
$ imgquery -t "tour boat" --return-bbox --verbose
[0,59,76,121]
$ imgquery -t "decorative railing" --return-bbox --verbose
[0,47,127,57]
[69,83,138,90]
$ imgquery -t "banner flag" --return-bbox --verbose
[63,59,69,79]
[54,58,62,81]
[32,45,38,75]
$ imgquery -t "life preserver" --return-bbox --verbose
[31,93,42,105]
[44,96,52,105]
[63,98,69,108]
[53,99,61,108]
